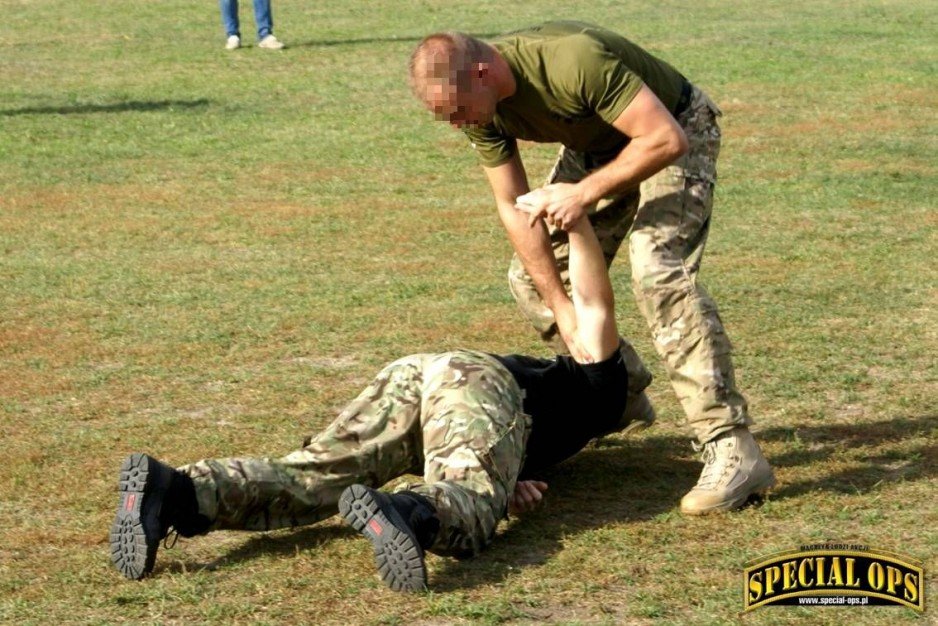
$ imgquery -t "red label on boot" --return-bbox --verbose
[125,493,136,512]
[368,518,383,536]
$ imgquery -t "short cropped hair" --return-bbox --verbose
[409,32,493,99]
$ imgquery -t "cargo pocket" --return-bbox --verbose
[478,410,530,498]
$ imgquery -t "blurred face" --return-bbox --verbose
[422,68,497,129]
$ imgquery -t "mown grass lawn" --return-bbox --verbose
[1,1,935,624]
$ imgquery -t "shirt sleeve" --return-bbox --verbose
[577,46,645,125]
[463,124,518,167]
[563,353,628,431]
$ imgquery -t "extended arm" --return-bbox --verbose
[484,153,588,360]
[565,217,619,362]
[512,187,619,362]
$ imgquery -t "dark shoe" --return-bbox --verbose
[339,485,438,592]
[109,453,209,579]
[110,453,175,579]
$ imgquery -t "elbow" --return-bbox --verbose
[573,286,615,314]
[664,126,689,162]
[496,200,523,229]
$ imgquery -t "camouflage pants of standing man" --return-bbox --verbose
[178,350,530,557]
[508,85,752,444]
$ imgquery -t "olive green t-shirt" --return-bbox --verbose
[464,21,687,167]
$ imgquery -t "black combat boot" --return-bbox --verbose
[109,453,211,579]
[338,484,440,592]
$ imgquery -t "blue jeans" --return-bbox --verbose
[219,0,273,39]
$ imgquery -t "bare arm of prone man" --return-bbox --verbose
[487,157,618,360]
[483,153,589,362]
[563,215,620,362]
[507,209,619,515]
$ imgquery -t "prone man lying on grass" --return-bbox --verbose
[110,205,648,591]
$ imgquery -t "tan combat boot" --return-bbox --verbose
[680,427,775,515]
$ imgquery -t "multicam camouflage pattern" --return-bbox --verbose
[508,85,751,443]
[178,350,529,557]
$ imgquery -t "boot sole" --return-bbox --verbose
[680,473,777,516]
[621,416,654,435]
[338,485,427,592]
[109,453,168,579]
[621,392,656,436]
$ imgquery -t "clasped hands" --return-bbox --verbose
[515,183,589,231]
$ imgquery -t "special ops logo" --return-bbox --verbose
[744,544,925,612]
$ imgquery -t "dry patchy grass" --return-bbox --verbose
[1,0,935,624]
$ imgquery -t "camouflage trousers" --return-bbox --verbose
[178,350,530,557]
[508,85,751,443]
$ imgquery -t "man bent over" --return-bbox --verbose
[409,21,776,514]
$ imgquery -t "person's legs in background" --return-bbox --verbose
[219,0,241,49]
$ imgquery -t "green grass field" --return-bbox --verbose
[1,0,935,623]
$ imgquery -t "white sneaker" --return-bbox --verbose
[680,427,776,515]
[225,35,241,50]
[258,34,285,50]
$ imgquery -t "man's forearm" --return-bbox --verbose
[485,154,585,358]
[576,131,687,206]
[498,201,570,309]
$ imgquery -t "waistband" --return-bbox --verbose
[672,79,693,117]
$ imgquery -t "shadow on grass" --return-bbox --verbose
[431,434,696,592]
[290,33,499,49]
[431,412,938,590]
[159,524,356,575]
[1,99,211,117]
[756,413,938,499]
[156,413,936,588]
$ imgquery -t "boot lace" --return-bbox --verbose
[692,440,725,490]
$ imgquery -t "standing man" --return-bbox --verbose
[219,0,285,50]
[409,21,774,514]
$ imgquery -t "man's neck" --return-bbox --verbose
[489,46,516,101]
